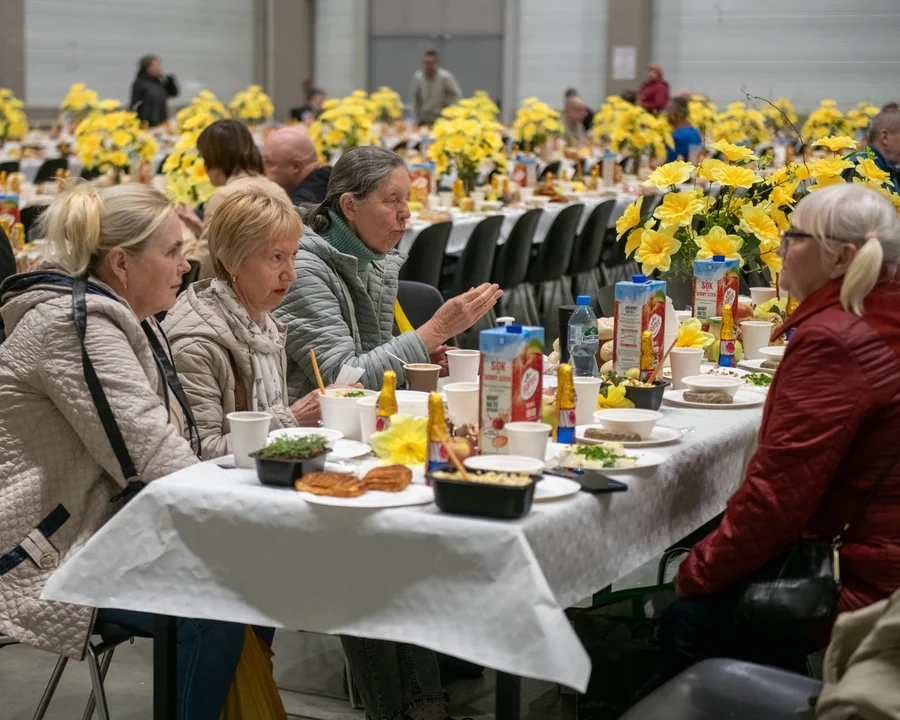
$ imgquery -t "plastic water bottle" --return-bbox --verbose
[568,295,599,377]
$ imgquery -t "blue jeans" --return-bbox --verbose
[97,609,275,720]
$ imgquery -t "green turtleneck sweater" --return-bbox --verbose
[320,211,384,285]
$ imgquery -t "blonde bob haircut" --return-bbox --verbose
[790,183,899,316]
[39,182,173,276]
[207,186,304,282]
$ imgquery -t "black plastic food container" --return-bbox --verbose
[250,451,328,487]
[623,380,670,410]
[426,466,540,520]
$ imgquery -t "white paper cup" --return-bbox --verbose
[446,350,480,384]
[227,411,271,469]
[470,190,485,205]
[504,422,552,460]
[750,287,777,306]
[518,187,534,201]
[668,348,704,390]
[443,382,480,427]
[740,320,774,360]
[438,191,454,207]
[573,377,603,426]
[396,390,429,417]
[320,390,375,441]
[357,391,428,442]
[357,396,378,442]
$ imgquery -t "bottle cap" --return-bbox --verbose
[506,325,523,334]
[632,274,647,283]
[496,316,515,327]
[712,254,725,262]
[576,295,591,306]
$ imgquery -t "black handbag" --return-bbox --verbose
[734,440,900,633]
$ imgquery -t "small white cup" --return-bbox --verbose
[321,391,375,441]
[573,377,603,426]
[504,422,552,460]
[357,396,378,441]
[740,320,774,361]
[443,382,480,427]
[446,350,480,384]
[438,191,454,208]
[749,287,777,306]
[396,390,430,418]
[669,348,704,390]
[470,190,486,205]
[227,411,271,469]
[519,187,534,201]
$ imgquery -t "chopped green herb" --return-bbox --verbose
[335,390,366,398]
[574,444,631,468]
[257,435,328,460]
[744,373,773,387]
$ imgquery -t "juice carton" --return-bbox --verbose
[510,156,538,188]
[613,275,667,376]
[692,255,740,322]
[480,325,544,454]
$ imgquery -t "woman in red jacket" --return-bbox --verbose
[638,64,669,114]
[663,183,900,676]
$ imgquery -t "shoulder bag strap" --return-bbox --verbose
[72,276,144,504]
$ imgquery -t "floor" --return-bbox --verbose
[0,561,664,720]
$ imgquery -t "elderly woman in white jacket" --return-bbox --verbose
[0,183,253,720]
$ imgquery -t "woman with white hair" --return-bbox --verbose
[663,183,900,675]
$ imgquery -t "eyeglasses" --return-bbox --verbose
[780,229,814,250]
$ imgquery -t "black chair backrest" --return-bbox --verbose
[179,260,201,295]
[568,199,616,275]
[33,157,69,185]
[490,208,542,289]
[447,215,503,298]
[597,285,615,317]
[639,193,664,224]
[538,161,561,183]
[527,203,585,284]
[398,221,451,288]
[0,225,16,287]
[0,161,20,175]
[397,280,445,330]
[80,166,104,181]
[20,204,48,241]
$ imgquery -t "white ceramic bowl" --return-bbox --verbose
[591,409,663,440]
[320,390,377,440]
[757,346,786,364]
[268,427,344,447]
[463,454,545,475]
[680,375,744,399]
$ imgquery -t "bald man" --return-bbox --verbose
[262,127,332,205]
[845,109,900,194]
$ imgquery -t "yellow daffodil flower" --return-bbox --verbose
[597,383,635,410]
[676,318,715,349]
[813,135,858,153]
[654,191,707,227]
[696,226,744,261]
[809,157,854,179]
[711,164,758,188]
[697,158,725,182]
[616,196,643,239]
[624,227,644,257]
[770,181,798,208]
[767,205,790,232]
[711,139,756,162]
[809,175,847,191]
[644,160,694,190]
[855,157,891,186]
[635,227,682,274]
[739,204,781,243]
[370,414,428,466]
[755,298,787,317]
[758,237,783,274]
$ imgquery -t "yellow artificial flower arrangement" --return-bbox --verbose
[0,88,28,143]
[310,92,377,159]
[427,99,506,192]
[60,83,99,123]
[177,90,230,133]
[463,90,500,120]
[711,102,770,146]
[369,86,404,122]
[163,103,223,206]
[592,95,673,163]
[801,99,850,142]
[74,101,157,175]
[512,97,562,148]
[676,318,715,349]
[370,414,428,466]
[597,383,634,410]
[688,95,718,143]
[229,84,274,125]
[846,101,879,132]
[762,97,798,132]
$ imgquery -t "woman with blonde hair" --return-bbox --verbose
[0,183,253,719]
[664,183,900,675]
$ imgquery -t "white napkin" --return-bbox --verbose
[334,364,365,386]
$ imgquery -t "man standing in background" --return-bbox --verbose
[410,49,461,126]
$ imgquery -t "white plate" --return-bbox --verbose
[663,389,765,409]
[463,455,546,474]
[299,483,434,508]
[269,427,344,445]
[737,359,777,375]
[662,363,749,379]
[328,439,372,460]
[575,424,682,448]
[556,449,666,475]
[534,475,582,502]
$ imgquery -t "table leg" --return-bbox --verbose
[495,672,521,720]
[154,615,177,720]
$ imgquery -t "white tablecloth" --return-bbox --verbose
[42,398,762,692]
[399,193,637,258]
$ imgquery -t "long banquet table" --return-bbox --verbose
[42,391,763,718]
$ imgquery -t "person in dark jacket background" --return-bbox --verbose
[663,183,900,678]
[845,108,900,195]
[129,54,178,127]
[638,63,669,114]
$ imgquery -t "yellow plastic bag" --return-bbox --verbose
[220,625,287,720]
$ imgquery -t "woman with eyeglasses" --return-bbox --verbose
[662,183,900,676]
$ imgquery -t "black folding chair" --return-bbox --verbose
[179,260,201,295]
[397,280,445,330]
[20,204,48,241]
[538,161,561,183]
[443,215,502,298]
[490,208,542,324]
[81,166,104,181]
[33,158,69,184]
[399,221,451,288]
[0,160,20,175]
[568,199,616,311]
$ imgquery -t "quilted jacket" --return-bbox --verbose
[274,229,429,402]
[163,280,296,459]
[0,271,199,660]
[677,276,900,623]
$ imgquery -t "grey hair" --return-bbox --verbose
[301,146,406,233]
[867,108,900,144]
[790,183,900,316]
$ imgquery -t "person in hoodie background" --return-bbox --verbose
[638,63,670,114]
